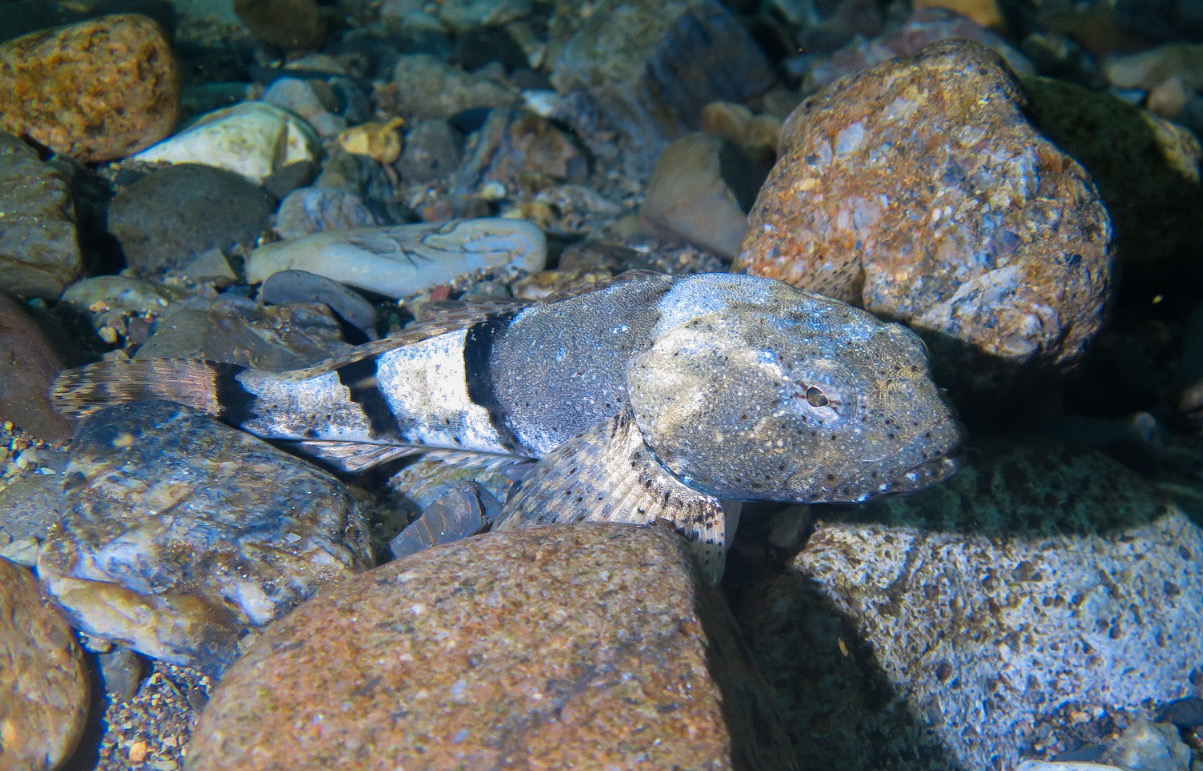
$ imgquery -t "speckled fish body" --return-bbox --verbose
[54,271,963,581]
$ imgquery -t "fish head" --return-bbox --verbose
[627,274,963,503]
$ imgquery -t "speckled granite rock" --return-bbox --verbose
[108,163,277,279]
[736,437,1203,770]
[187,523,797,770]
[737,40,1114,404]
[36,401,373,675]
[0,131,83,299]
[550,0,776,176]
[0,13,179,162]
[0,557,89,771]
[0,293,75,442]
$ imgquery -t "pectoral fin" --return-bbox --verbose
[492,409,735,583]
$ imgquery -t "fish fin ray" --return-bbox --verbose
[493,409,731,583]
[52,359,224,419]
[278,440,425,472]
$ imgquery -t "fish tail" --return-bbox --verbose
[52,359,235,419]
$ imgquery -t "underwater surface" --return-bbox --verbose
[2,0,1203,769]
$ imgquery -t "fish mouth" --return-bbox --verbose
[863,418,966,500]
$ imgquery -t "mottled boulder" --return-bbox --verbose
[0,14,179,162]
[736,40,1114,403]
[737,437,1203,770]
[0,558,89,771]
[0,131,82,298]
[36,401,373,675]
[188,523,797,770]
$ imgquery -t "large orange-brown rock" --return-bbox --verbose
[736,40,1114,404]
[0,558,90,771]
[187,523,796,770]
[0,14,179,162]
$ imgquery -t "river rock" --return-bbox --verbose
[187,522,797,770]
[737,437,1203,770]
[640,132,762,259]
[0,557,90,771]
[132,101,319,186]
[274,186,381,240]
[550,0,776,176]
[0,131,83,299]
[0,13,179,162]
[391,53,519,120]
[262,76,346,138]
[35,401,373,675]
[396,118,465,183]
[132,294,353,368]
[0,293,75,442]
[736,40,1114,405]
[245,218,547,298]
[108,163,277,279]
[456,106,589,193]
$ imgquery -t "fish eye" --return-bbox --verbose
[806,386,829,408]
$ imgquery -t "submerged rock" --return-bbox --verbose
[550,0,776,176]
[36,401,373,674]
[108,163,277,279]
[0,13,179,162]
[0,131,83,299]
[0,557,89,771]
[737,40,1114,404]
[132,101,319,186]
[738,437,1203,770]
[188,522,797,770]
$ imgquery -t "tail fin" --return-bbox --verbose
[52,359,230,419]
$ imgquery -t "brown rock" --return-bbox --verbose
[0,557,90,771]
[187,523,796,770]
[0,292,75,442]
[736,40,1113,402]
[0,14,179,163]
[233,0,326,50]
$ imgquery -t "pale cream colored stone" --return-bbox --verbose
[246,218,547,298]
[133,101,318,185]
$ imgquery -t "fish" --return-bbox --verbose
[52,271,964,582]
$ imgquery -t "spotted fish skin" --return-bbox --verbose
[53,271,964,581]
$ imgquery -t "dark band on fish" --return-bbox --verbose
[337,355,404,441]
[464,313,523,453]
[212,363,259,427]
